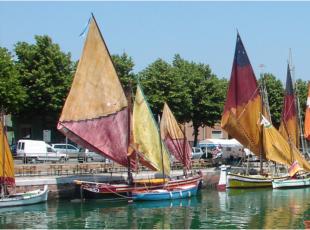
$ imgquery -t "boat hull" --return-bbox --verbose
[0,185,48,208]
[227,173,272,188]
[132,184,198,201]
[272,177,310,189]
[76,173,203,199]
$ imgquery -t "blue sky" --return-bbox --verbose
[1,1,310,84]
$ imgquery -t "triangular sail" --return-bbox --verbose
[221,33,265,157]
[279,64,300,149]
[57,16,130,167]
[133,85,171,176]
[262,116,310,171]
[160,103,191,170]
[304,82,310,141]
[0,119,15,187]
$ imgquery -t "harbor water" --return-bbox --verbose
[0,187,310,229]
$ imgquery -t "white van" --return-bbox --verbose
[17,139,68,163]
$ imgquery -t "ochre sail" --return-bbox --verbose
[304,82,310,141]
[133,85,171,176]
[0,121,15,186]
[160,103,191,170]
[57,16,130,167]
[262,116,310,171]
[279,64,299,149]
[221,33,264,157]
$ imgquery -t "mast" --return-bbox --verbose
[158,114,165,181]
[182,123,188,177]
[259,65,267,174]
[126,83,133,185]
[1,109,5,198]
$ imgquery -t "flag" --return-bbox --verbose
[279,64,299,149]
[288,161,302,177]
[221,33,264,157]
[305,82,310,141]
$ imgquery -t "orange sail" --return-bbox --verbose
[305,82,310,141]
[221,33,264,157]
[160,103,191,170]
[0,118,15,187]
[279,64,299,149]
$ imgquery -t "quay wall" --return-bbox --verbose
[15,169,220,200]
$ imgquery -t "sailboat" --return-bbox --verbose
[304,82,310,142]
[131,102,200,201]
[58,14,202,199]
[0,114,48,207]
[271,68,310,189]
[220,33,296,189]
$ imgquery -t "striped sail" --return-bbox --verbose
[0,119,15,186]
[160,103,191,170]
[57,16,130,167]
[133,85,171,176]
[279,64,299,149]
[221,33,264,157]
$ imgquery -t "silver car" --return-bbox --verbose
[51,143,80,158]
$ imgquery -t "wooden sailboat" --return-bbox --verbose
[58,14,202,199]
[0,114,48,207]
[132,101,201,201]
[272,68,310,189]
[220,33,294,188]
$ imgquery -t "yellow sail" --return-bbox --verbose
[133,85,171,176]
[0,120,15,186]
[261,116,310,171]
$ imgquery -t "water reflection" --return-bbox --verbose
[0,188,310,228]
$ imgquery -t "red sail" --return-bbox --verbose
[221,33,263,156]
[305,82,310,141]
[279,64,299,149]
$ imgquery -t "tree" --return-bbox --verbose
[111,52,136,92]
[260,73,284,128]
[0,47,26,114]
[295,79,308,123]
[172,55,227,145]
[14,35,75,118]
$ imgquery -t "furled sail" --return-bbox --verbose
[133,85,171,176]
[304,82,310,141]
[279,64,299,149]
[0,119,15,186]
[57,16,130,167]
[261,116,310,171]
[160,103,191,170]
[221,33,264,157]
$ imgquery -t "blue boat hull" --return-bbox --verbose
[132,186,198,201]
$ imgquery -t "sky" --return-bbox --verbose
[1,1,310,84]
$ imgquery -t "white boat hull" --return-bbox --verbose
[0,185,48,208]
[272,178,310,189]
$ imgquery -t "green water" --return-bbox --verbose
[0,188,310,229]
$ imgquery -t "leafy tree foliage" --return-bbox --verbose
[14,35,75,118]
[111,52,136,92]
[138,54,228,146]
[0,47,26,114]
[260,73,284,128]
[295,79,308,122]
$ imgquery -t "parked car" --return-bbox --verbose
[51,143,80,158]
[191,147,204,159]
[77,148,106,163]
[17,139,68,163]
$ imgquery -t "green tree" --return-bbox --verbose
[111,52,136,92]
[295,79,308,122]
[14,35,75,117]
[172,55,227,145]
[260,73,284,128]
[0,47,26,114]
